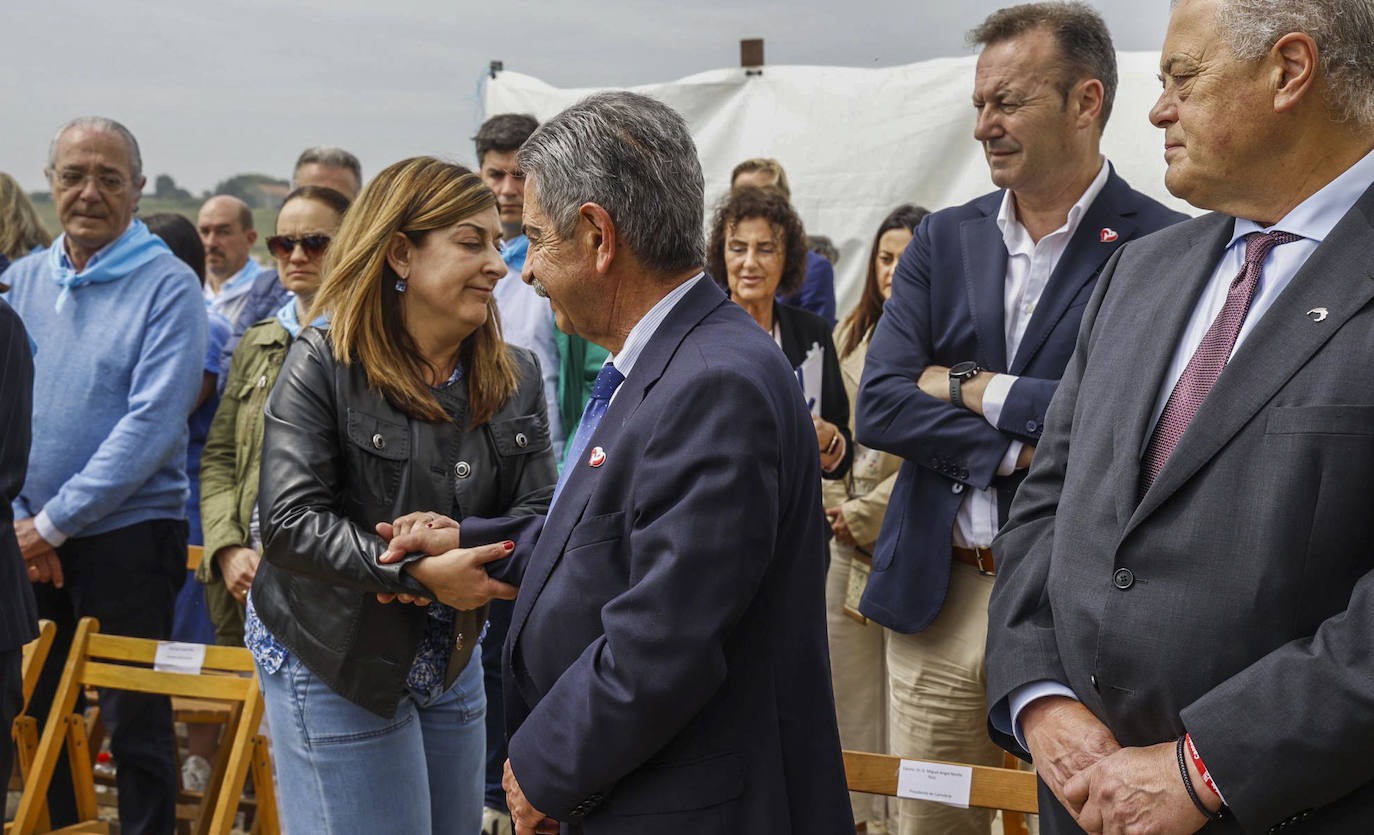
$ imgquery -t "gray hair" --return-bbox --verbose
[1215,0,1374,124]
[293,145,363,187]
[47,117,143,182]
[517,91,705,275]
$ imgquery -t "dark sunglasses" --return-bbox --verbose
[266,234,332,259]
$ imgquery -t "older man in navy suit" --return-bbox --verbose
[384,91,851,835]
[854,4,1185,833]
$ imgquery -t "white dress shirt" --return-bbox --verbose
[606,273,705,401]
[1001,147,1374,767]
[493,260,565,454]
[953,158,1110,548]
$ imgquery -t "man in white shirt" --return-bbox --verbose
[854,5,1183,833]
[985,0,1374,831]
[197,195,260,324]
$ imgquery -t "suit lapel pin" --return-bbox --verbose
[1099,228,1119,243]
[588,446,606,467]
[1307,307,1329,322]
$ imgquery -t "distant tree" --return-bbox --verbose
[211,173,290,209]
[29,191,52,203]
[153,174,193,201]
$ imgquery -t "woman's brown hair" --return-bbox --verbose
[310,156,518,426]
[706,186,808,297]
[838,204,928,359]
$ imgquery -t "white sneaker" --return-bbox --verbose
[481,806,513,835]
[182,754,212,792]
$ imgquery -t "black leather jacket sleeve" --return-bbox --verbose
[258,334,430,596]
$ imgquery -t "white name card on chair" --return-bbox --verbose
[154,641,207,675]
[896,759,973,808]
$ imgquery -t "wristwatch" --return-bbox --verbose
[949,362,982,410]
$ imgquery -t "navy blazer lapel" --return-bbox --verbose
[1108,214,1232,529]
[960,197,1010,371]
[1009,169,1138,375]
[1129,190,1374,533]
[506,277,730,653]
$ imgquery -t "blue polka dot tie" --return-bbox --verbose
[551,362,625,507]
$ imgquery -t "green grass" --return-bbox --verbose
[33,198,279,264]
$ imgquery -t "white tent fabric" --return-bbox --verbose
[482,52,1196,316]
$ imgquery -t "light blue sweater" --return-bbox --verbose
[4,246,207,538]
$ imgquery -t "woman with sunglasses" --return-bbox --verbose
[197,185,350,650]
[249,158,556,833]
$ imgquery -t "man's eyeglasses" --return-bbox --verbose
[51,170,128,193]
[266,234,332,259]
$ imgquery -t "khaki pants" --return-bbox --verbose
[825,544,892,830]
[886,562,1003,835]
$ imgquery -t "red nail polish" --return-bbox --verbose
[504,540,515,551]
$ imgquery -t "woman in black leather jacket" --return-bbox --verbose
[248,157,556,834]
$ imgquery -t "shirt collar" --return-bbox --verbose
[996,156,1110,256]
[609,273,705,379]
[1230,146,1374,246]
[208,258,262,302]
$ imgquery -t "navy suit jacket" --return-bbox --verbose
[465,278,852,834]
[0,298,38,652]
[854,168,1186,633]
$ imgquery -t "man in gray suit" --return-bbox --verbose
[986,0,1374,832]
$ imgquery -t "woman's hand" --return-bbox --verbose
[825,506,857,547]
[403,541,519,611]
[372,513,461,607]
[215,546,261,603]
[814,416,844,471]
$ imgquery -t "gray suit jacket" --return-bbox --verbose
[987,182,1374,833]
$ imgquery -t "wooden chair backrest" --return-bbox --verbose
[9,617,267,835]
[187,544,204,572]
[843,749,1039,814]
[18,619,55,709]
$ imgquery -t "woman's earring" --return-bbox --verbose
[394,273,408,293]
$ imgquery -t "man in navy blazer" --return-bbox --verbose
[854,5,1185,833]
[389,92,851,834]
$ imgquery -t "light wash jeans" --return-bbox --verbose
[256,650,486,834]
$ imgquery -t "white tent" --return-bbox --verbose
[482,52,1195,316]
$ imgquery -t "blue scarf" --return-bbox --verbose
[500,234,528,273]
[274,297,329,339]
[48,220,171,312]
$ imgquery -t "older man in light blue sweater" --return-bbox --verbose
[4,116,206,834]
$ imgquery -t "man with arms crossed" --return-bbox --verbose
[987,0,1374,831]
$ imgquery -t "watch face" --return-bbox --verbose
[951,361,980,379]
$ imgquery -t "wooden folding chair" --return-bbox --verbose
[8,619,57,829]
[844,749,1038,834]
[8,617,274,835]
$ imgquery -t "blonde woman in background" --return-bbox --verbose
[0,172,53,278]
[823,203,926,834]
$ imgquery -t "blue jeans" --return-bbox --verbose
[257,650,486,834]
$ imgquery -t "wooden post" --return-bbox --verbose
[740,38,764,76]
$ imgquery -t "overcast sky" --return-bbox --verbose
[3,1,1170,195]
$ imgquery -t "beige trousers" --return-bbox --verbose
[825,544,892,831]
[886,562,1003,835]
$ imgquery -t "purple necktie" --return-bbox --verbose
[1140,230,1302,493]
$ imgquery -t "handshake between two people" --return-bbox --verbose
[372,511,518,611]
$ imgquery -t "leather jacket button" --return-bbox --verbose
[454,461,471,479]
[1113,568,1135,590]
[371,433,385,450]
[515,432,529,448]
[1026,419,1039,433]
[951,482,964,494]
